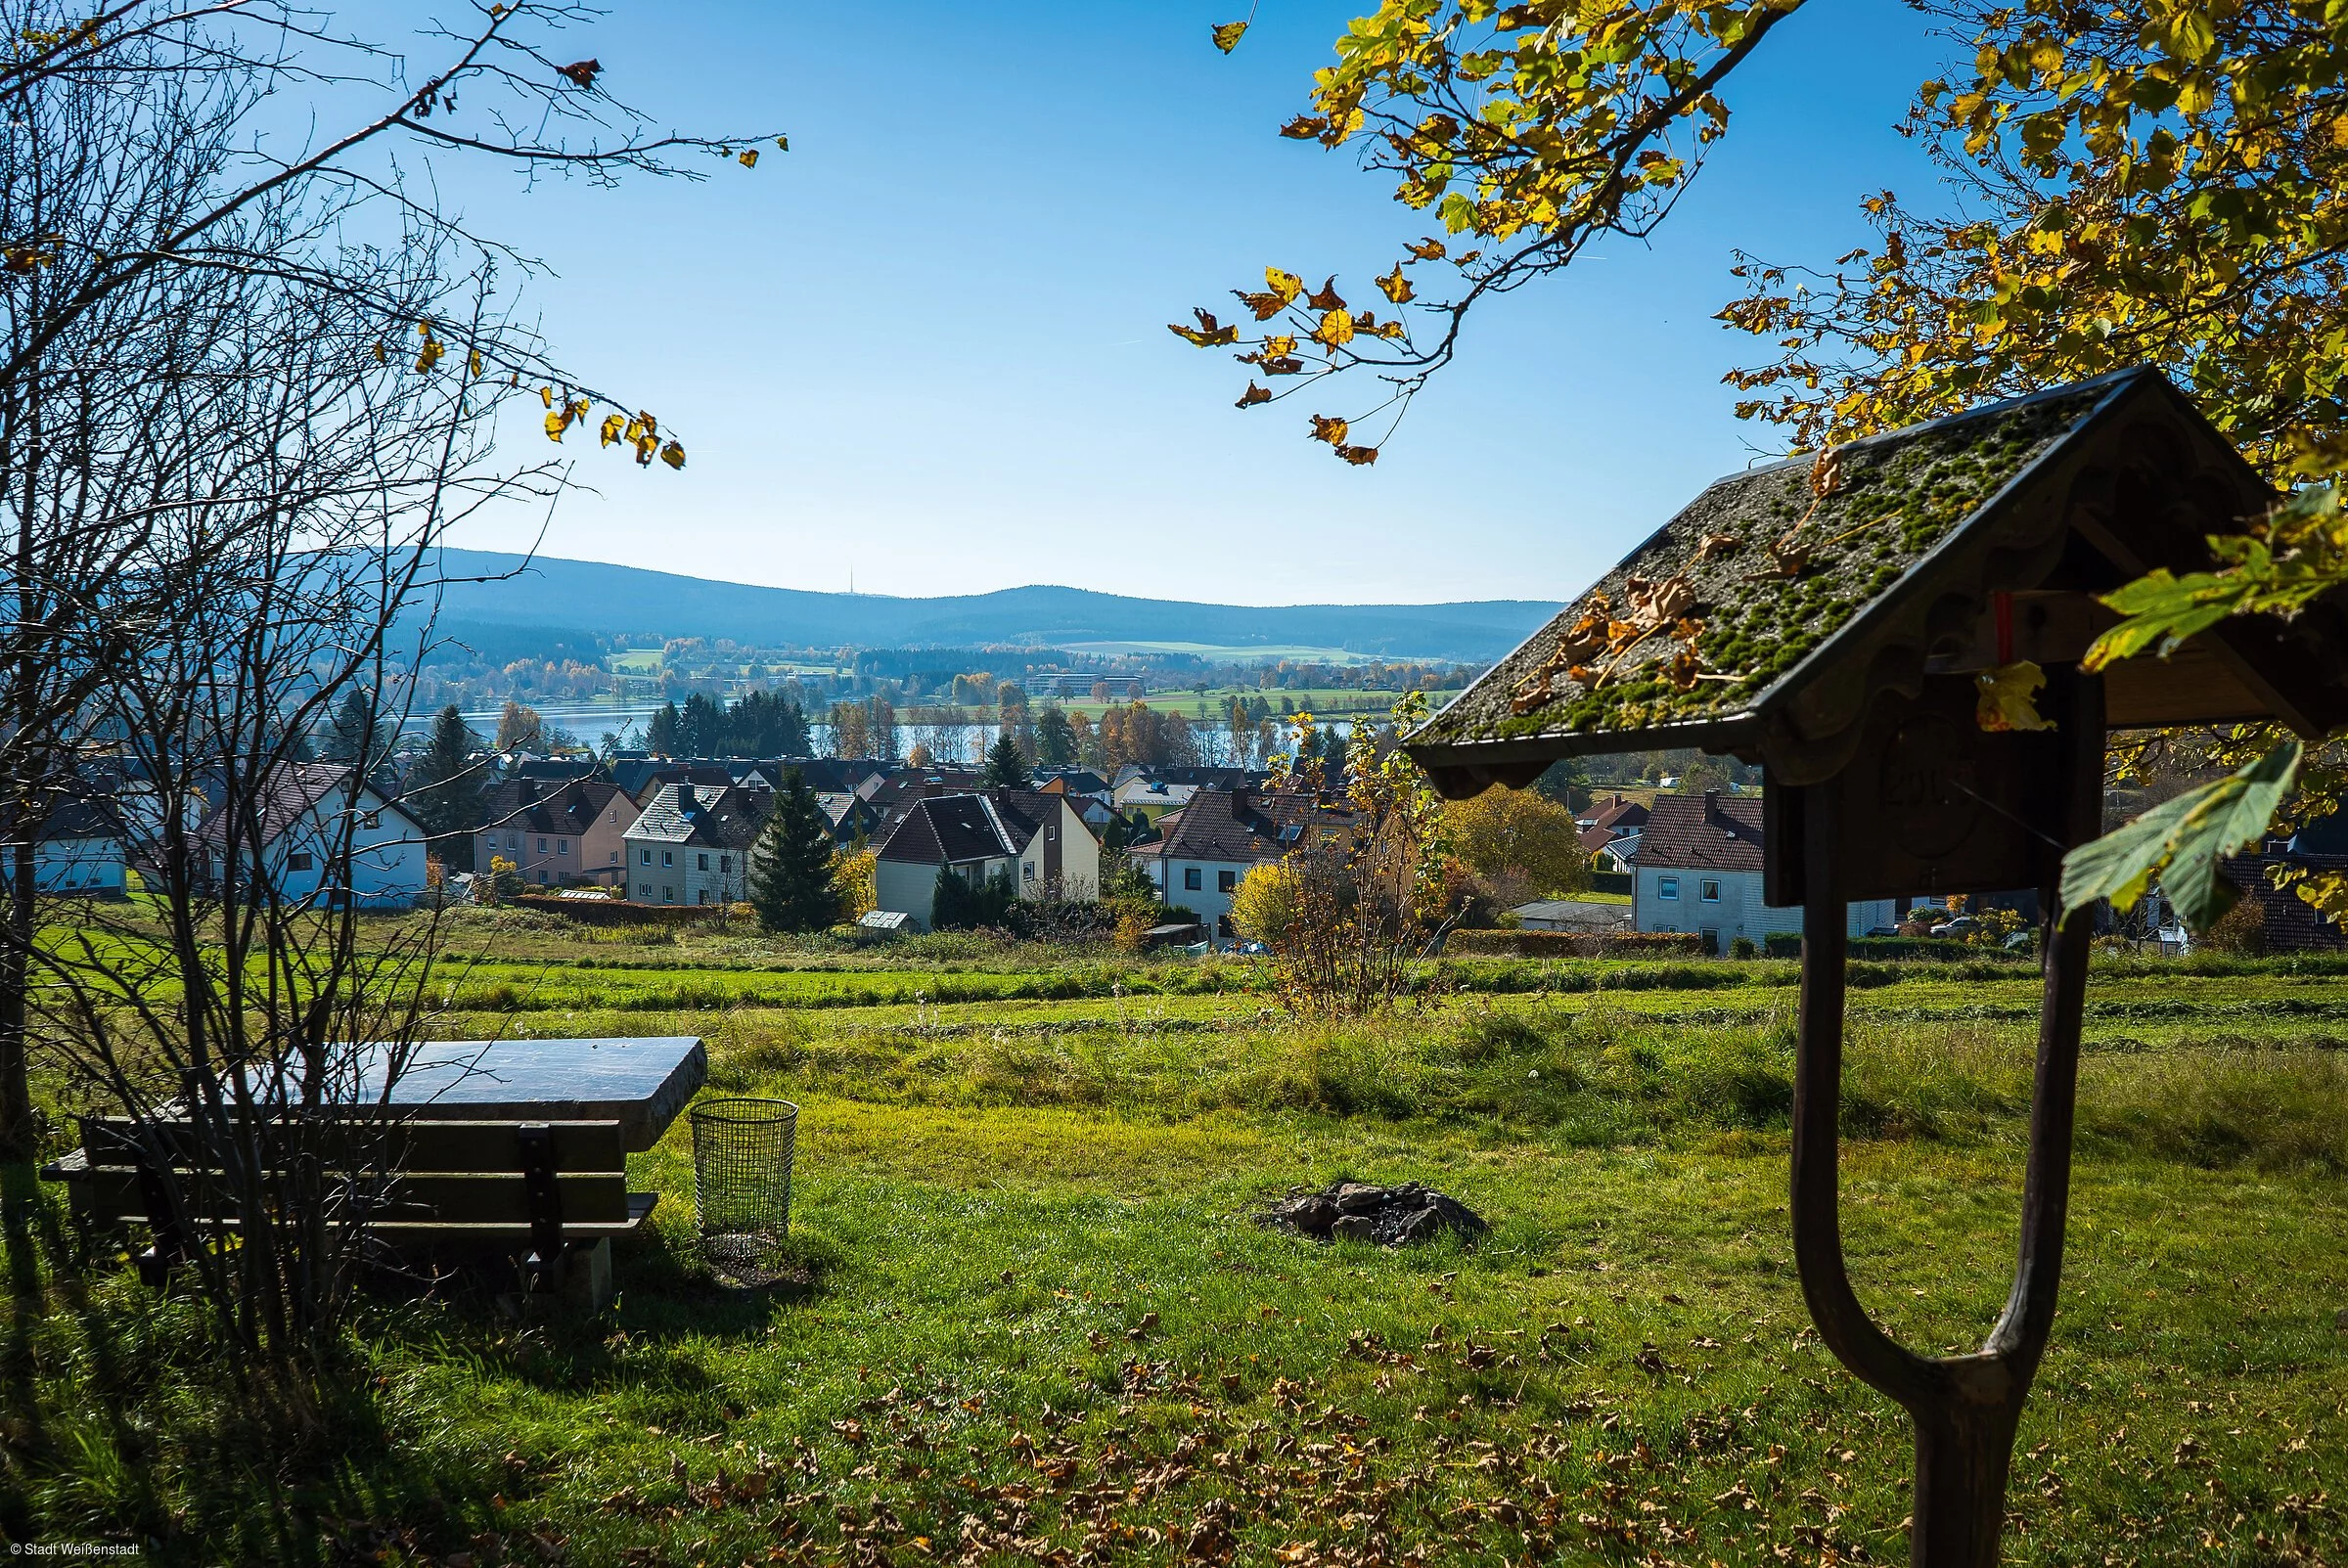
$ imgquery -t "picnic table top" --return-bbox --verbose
[346,1036,706,1152]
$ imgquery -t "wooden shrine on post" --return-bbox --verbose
[1404,367,2348,1567]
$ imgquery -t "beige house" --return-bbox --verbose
[474,777,641,889]
[871,790,1100,930]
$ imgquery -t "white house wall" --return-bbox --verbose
[1,836,127,895]
[874,856,942,931]
[623,836,750,908]
[1633,866,1894,944]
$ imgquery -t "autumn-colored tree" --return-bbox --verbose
[495,699,545,754]
[1443,786,1588,905]
[1197,0,2348,929]
[1250,694,1460,1016]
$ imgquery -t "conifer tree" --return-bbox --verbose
[983,731,1028,788]
[748,770,845,932]
[405,705,485,871]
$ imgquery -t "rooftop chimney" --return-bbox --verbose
[1703,788,1720,823]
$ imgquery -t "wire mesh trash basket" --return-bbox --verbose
[690,1098,797,1272]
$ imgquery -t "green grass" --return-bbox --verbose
[9,932,2348,1564]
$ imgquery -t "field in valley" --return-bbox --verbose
[9,913,2347,1564]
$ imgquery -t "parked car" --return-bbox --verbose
[1929,916,1980,938]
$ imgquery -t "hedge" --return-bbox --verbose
[1446,929,1703,959]
[1760,932,2026,961]
[510,895,739,927]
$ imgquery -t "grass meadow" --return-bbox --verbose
[6,910,2345,1564]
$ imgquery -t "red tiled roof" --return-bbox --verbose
[1632,792,1763,873]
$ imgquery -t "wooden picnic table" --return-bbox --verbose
[337,1036,708,1151]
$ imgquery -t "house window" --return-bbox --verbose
[1217,870,1237,893]
[698,890,708,905]
[536,870,549,884]
[538,837,548,854]
[1184,868,1202,890]
[1658,875,1679,900]
[698,853,709,872]
[719,855,731,873]
[638,882,651,898]
[1700,879,1720,902]
[662,885,674,903]
[1023,863,1035,880]
[610,850,619,863]
[640,848,652,865]
[507,833,519,849]
[558,838,569,855]
[287,852,312,873]
[1047,826,1056,840]
[662,850,673,867]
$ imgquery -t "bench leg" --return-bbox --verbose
[560,1237,611,1312]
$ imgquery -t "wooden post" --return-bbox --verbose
[1790,671,2102,1566]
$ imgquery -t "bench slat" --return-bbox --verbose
[79,1116,626,1175]
[62,1163,634,1225]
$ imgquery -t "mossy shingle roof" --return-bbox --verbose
[1414,377,2123,756]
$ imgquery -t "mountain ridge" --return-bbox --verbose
[427,548,1557,662]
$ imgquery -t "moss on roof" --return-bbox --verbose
[1416,381,2116,751]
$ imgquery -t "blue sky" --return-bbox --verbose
[426,3,1957,606]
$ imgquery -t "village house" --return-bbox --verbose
[814,790,884,848]
[474,777,640,889]
[1631,791,1895,948]
[198,761,429,909]
[0,796,127,896]
[622,783,767,906]
[870,790,1101,930]
[1575,792,1649,856]
[1128,786,1315,939]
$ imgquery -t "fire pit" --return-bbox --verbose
[1261,1181,1488,1247]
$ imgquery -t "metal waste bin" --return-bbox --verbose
[689,1097,797,1270]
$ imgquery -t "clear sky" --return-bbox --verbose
[425,2,1958,607]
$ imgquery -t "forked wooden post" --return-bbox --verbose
[1789,673,2103,1566]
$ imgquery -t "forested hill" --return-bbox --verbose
[426,548,1555,662]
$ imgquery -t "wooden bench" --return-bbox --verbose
[46,1113,657,1307]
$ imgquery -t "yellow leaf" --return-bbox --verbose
[1975,659,2054,732]
[600,413,624,446]
[1266,268,1303,305]
[373,340,386,364]
[1406,237,1446,261]
[413,337,443,374]
[468,349,483,377]
[776,135,790,152]
[544,408,568,442]
[1210,20,1246,52]
[1262,335,1296,358]
[1315,308,1355,346]
[1377,264,1414,304]
[659,439,686,470]
[1309,414,1348,445]
[738,148,758,168]
[1236,382,1272,408]
[539,385,554,409]
[1168,308,1239,347]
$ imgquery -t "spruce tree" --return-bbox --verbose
[983,731,1027,788]
[405,705,485,870]
[323,686,379,768]
[748,770,845,932]
[646,700,684,755]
